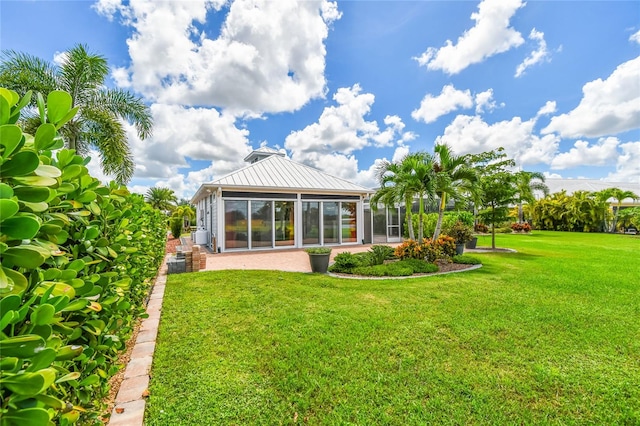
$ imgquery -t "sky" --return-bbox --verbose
[2,0,639,199]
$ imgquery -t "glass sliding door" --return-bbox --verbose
[302,202,320,245]
[275,201,295,246]
[251,201,272,248]
[388,207,400,239]
[341,202,357,243]
[323,202,339,244]
[224,200,248,249]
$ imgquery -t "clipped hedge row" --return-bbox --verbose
[0,88,166,424]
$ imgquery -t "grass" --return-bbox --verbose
[145,232,640,425]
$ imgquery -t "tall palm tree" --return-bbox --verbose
[371,152,436,241]
[602,188,639,232]
[0,44,152,184]
[432,144,478,239]
[145,187,177,212]
[514,171,549,224]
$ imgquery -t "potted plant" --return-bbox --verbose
[305,247,332,273]
[448,221,474,255]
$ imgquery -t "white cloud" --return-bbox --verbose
[98,0,340,115]
[435,114,560,167]
[284,85,410,186]
[515,28,551,78]
[475,89,498,114]
[630,29,640,44]
[542,56,640,138]
[414,0,525,74]
[536,101,557,116]
[543,171,563,179]
[550,137,620,170]
[412,84,473,123]
[605,141,640,183]
[124,104,251,186]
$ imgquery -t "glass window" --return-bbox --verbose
[225,200,248,249]
[251,201,272,248]
[275,201,295,246]
[323,202,339,244]
[388,207,400,238]
[341,202,357,243]
[302,202,320,245]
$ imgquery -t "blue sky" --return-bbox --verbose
[2,0,639,198]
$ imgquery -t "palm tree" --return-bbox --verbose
[372,159,417,240]
[0,44,152,184]
[145,187,177,212]
[432,144,478,240]
[514,171,548,224]
[602,188,639,232]
[173,204,195,229]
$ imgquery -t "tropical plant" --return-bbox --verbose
[0,87,165,423]
[432,144,478,240]
[0,44,153,184]
[145,187,177,212]
[514,171,548,223]
[173,204,195,229]
[478,171,517,249]
[599,188,639,232]
[170,216,183,239]
[372,152,437,241]
[447,221,474,244]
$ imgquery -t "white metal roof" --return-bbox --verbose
[192,155,372,202]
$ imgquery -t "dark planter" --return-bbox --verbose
[308,253,331,273]
[455,244,465,255]
[465,237,478,249]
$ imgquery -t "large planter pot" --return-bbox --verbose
[455,243,465,255]
[465,237,478,249]
[308,253,331,273]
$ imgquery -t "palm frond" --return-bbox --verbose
[94,88,153,139]
[0,50,58,101]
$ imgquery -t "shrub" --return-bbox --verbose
[329,252,363,273]
[474,223,489,233]
[434,235,456,258]
[352,265,387,277]
[0,88,166,423]
[396,259,439,273]
[369,245,395,265]
[352,263,413,277]
[394,237,454,262]
[446,221,474,244]
[511,222,532,232]
[452,255,482,265]
[305,247,332,254]
[170,216,183,239]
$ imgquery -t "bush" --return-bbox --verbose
[352,263,413,277]
[474,223,489,233]
[434,235,456,258]
[0,88,166,423]
[446,221,474,244]
[511,222,532,232]
[394,236,455,262]
[395,259,439,273]
[369,245,395,265]
[305,247,332,254]
[452,255,482,265]
[170,216,183,239]
[329,252,363,273]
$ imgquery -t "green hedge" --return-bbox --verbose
[0,88,166,424]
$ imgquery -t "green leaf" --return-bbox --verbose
[26,347,57,372]
[76,190,96,203]
[0,182,14,198]
[0,293,22,311]
[0,309,18,331]
[3,245,47,268]
[2,368,56,396]
[54,106,79,130]
[60,164,84,181]
[37,92,46,123]
[0,334,46,358]
[0,124,24,160]
[0,357,19,372]
[1,215,41,240]
[0,150,40,177]
[34,164,62,178]
[34,282,76,299]
[79,374,100,387]
[0,267,28,296]
[54,345,83,361]
[61,299,89,312]
[20,201,49,213]
[1,407,51,426]
[34,123,56,151]
[83,227,100,241]
[30,304,56,326]
[13,186,51,203]
[46,90,73,125]
[33,393,66,409]
[55,371,81,382]
[0,198,19,221]
[0,92,9,124]
[12,175,58,187]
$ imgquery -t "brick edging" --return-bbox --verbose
[107,254,169,425]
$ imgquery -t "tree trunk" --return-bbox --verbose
[405,198,415,240]
[518,202,524,223]
[491,223,496,249]
[432,194,447,240]
[418,196,424,241]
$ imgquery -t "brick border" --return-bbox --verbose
[107,255,168,425]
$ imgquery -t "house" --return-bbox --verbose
[191,147,402,252]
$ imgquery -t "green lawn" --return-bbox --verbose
[145,232,640,425]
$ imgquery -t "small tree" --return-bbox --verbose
[170,216,183,239]
[478,171,517,249]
